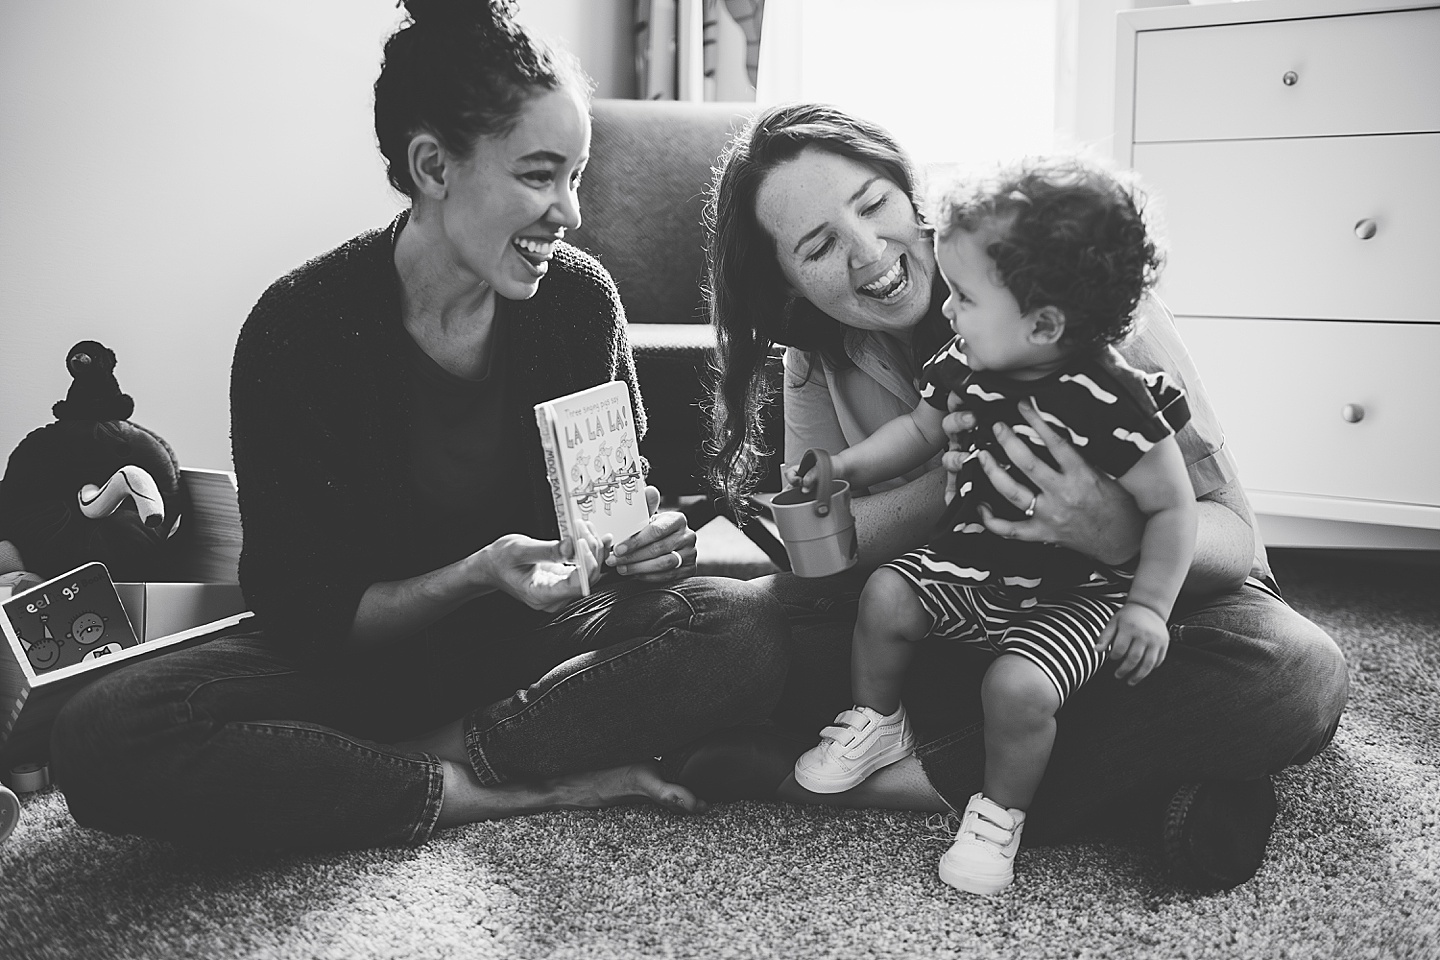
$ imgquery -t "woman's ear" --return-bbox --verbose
[408,134,449,201]
[1027,305,1067,345]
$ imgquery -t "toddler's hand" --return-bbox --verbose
[1096,603,1170,685]
[782,459,843,494]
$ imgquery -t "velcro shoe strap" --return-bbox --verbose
[966,816,1016,847]
[819,708,874,748]
[964,796,1018,845]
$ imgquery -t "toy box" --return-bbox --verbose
[0,468,252,766]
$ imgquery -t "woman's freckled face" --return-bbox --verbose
[753,147,934,336]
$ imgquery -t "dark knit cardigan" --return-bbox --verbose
[230,214,644,659]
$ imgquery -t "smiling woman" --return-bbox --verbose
[391,86,591,376]
[705,104,952,510]
[46,0,792,852]
[691,101,1349,894]
[753,148,935,338]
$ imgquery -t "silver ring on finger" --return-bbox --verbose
[672,551,684,570]
[1024,495,1038,518]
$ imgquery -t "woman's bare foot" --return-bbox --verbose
[551,760,707,814]
[435,758,706,829]
[396,720,706,826]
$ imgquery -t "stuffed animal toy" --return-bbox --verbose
[0,341,182,582]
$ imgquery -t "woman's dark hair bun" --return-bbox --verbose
[377,0,589,198]
[400,0,516,31]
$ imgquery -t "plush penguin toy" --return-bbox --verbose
[0,341,182,582]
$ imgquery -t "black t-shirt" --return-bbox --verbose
[400,307,550,641]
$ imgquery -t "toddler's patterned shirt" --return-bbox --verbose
[919,335,1191,591]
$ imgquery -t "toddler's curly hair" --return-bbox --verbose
[933,155,1162,350]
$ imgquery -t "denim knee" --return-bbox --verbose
[1276,617,1350,765]
[1177,584,1352,772]
[49,666,171,831]
[678,576,792,713]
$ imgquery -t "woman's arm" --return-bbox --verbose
[348,532,604,649]
[1185,477,1259,594]
[849,466,949,568]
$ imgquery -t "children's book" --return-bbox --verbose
[535,381,651,584]
[0,561,251,765]
[2,562,140,676]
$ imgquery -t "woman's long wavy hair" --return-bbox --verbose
[702,103,925,514]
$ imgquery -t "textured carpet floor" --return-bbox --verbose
[1,551,1435,960]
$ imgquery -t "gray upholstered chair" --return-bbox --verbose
[570,99,787,576]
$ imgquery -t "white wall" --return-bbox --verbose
[0,0,633,475]
[1054,0,1187,156]
[517,0,636,99]
[757,0,1057,169]
[0,1,406,472]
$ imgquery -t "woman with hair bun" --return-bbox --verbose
[48,0,790,850]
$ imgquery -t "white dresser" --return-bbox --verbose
[1115,0,1440,550]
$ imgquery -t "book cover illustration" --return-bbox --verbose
[535,381,651,550]
[1,561,139,676]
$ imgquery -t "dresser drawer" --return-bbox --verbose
[1132,6,1440,143]
[1176,316,1440,508]
[1134,133,1440,322]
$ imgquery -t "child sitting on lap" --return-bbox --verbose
[791,155,1198,896]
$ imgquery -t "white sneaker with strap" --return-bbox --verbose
[792,704,915,794]
[938,792,1027,895]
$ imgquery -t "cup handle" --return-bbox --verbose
[798,448,836,517]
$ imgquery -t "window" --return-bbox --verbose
[756,0,1057,174]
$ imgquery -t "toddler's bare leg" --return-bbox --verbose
[851,568,931,715]
[982,654,1062,810]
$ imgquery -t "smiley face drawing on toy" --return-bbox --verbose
[68,611,107,646]
[19,616,62,671]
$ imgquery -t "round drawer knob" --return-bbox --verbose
[1282,71,1299,86]
[1354,219,1378,240]
[1342,403,1365,423]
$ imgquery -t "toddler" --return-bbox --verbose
[791,156,1197,896]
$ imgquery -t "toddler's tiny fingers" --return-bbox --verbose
[1128,648,1160,685]
[1106,633,1129,661]
[1114,646,1143,679]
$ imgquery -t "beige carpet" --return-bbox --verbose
[1,550,1435,960]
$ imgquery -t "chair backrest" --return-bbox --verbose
[570,99,756,328]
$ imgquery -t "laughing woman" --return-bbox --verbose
[48,0,789,849]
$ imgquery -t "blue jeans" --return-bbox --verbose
[50,576,790,850]
[764,568,1348,841]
